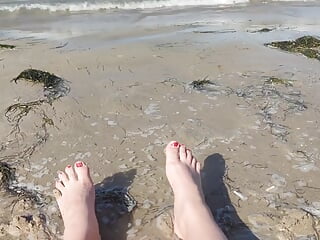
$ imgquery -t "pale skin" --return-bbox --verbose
[54,141,227,240]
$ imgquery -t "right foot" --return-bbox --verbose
[165,141,204,238]
[165,141,227,240]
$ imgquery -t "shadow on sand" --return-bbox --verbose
[95,169,137,240]
[202,153,259,240]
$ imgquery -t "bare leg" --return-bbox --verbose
[165,141,227,240]
[54,161,101,240]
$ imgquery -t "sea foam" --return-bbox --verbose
[0,0,250,12]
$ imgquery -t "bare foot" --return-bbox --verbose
[165,141,227,240]
[54,161,100,240]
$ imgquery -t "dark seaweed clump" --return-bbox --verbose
[96,187,137,213]
[0,162,15,190]
[257,28,273,33]
[190,76,214,90]
[265,77,293,87]
[266,36,320,60]
[12,69,70,101]
[251,28,274,33]
[0,44,15,49]
[0,162,43,206]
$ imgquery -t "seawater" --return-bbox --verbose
[0,0,318,12]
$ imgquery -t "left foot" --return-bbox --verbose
[54,161,100,240]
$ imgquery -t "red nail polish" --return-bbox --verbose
[76,162,83,167]
[67,165,72,168]
[172,141,180,147]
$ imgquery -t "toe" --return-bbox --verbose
[179,144,187,163]
[196,161,201,174]
[53,188,62,199]
[55,179,65,192]
[165,141,181,163]
[57,171,68,184]
[74,161,92,183]
[186,149,193,164]
[191,157,197,169]
[65,164,77,181]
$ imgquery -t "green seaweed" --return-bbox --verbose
[0,162,42,205]
[265,77,293,87]
[0,162,15,190]
[12,69,70,101]
[258,28,273,32]
[0,44,15,49]
[190,76,213,89]
[266,36,320,60]
[251,28,274,33]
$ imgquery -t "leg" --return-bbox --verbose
[54,161,101,240]
[165,141,227,240]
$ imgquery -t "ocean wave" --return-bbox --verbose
[0,0,250,12]
[0,0,317,12]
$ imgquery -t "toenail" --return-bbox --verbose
[171,141,180,148]
[67,165,72,168]
[76,161,83,167]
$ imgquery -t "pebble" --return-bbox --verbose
[135,219,142,226]
[271,174,286,187]
[119,164,128,169]
[142,200,152,209]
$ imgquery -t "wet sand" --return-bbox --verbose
[1,2,320,239]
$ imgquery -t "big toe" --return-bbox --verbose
[74,161,92,183]
[165,141,181,164]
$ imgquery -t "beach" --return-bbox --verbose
[1,1,320,239]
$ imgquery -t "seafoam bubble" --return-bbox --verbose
[270,174,286,187]
[60,157,68,162]
[293,162,319,172]
[147,154,156,161]
[107,120,117,126]
[75,152,92,160]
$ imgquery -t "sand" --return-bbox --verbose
[1,2,320,239]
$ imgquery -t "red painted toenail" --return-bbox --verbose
[172,141,180,148]
[67,165,72,168]
[76,162,83,167]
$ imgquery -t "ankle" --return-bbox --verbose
[173,184,203,200]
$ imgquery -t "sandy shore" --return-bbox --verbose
[1,2,320,239]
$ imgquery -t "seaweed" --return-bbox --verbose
[265,77,293,87]
[251,28,274,33]
[257,28,273,33]
[234,81,306,141]
[0,44,15,49]
[0,162,15,190]
[96,187,137,213]
[5,100,45,136]
[190,76,213,90]
[0,162,43,206]
[2,69,69,162]
[12,69,70,102]
[266,36,320,60]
